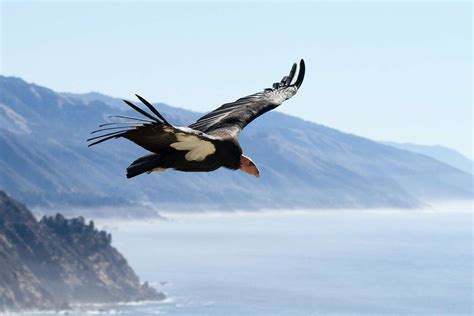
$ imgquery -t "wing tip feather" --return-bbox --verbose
[287,63,297,86]
[134,94,171,126]
[294,59,305,89]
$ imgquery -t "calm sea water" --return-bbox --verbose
[23,209,473,315]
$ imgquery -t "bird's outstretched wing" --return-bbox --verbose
[188,59,305,138]
[88,95,218,159]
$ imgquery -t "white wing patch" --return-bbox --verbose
[170,134,216,162]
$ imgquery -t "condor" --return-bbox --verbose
[88,59,305,178]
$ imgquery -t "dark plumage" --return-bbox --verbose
[88,59,306,178]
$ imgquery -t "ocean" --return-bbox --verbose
[20,208,473,315]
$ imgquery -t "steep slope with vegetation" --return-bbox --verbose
[0,191,163,311]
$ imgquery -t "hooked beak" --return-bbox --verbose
[239,155,260,178]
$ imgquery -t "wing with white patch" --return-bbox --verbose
[170,133,216,162]
[189,59,305,139]
[87,95,219,161]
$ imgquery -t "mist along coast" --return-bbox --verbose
[83,206,472,315]
[2,190,472,315]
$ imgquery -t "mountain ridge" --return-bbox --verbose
[383,141,473,175]
[0,75,472,216]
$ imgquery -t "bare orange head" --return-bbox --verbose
[239,154,260,178]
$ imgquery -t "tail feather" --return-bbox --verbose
[126,154,161,178]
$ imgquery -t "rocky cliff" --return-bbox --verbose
[0,191,164,311]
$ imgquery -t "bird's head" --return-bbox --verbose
[239,154,260,178]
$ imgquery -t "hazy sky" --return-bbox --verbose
[1,1,472,158]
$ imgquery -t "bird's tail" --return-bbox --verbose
[126,154,161,178]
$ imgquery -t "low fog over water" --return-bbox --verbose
[51,207,471,316]
[16,206,473,315]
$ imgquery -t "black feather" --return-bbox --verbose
[287,63,297,86]
[109,115,154,123]
[122,100,161,123]
[99,122,144,128]
[87,133,125,147]
[87,130,127,142]
[91,126,138,134]
[294,59,305,89]
[135,94,171,126]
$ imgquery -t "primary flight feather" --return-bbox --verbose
[88,59,305,178]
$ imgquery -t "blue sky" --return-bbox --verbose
[1,1,472,158]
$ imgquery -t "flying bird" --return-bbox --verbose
[88,59,305,178]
